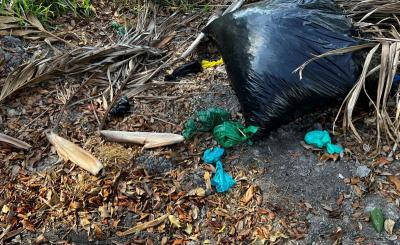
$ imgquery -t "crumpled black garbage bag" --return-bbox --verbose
[204,0,360,133]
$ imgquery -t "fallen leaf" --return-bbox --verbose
[240,185,255,205]
[168,215,181,228]
[79,213,91,231]
[387,176,400,192]
[94,224,104,238]
[336,193,344,206]
[384,219,395,235]
[217,224,226,233]
[322,204,333,212]
[196,187,206,197]
[269,231,289,242]
[184,223,192,235]
[355,237,365,244]
[204,171,212,190]
[47,132,103,175]
[350,177,360,185]
[171,239,183,245]
[320,153,339,162]
[154,31,176,48]
[304,202,313,210]
[370,208,384,232]
[98,205,110,218]
[35,234,47,244]
[2,204,10,214]
[21,220,35,232]
[353,186,363,197]
[117,214,169,236]
[375,157,390,165]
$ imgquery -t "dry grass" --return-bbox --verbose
[298,0,400,150]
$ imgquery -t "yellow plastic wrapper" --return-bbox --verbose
[201,58,224,69]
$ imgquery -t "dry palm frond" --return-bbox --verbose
[0,133,31,150]
[100,130,185,149]
[0,2,182,129]
[0,13,74,46]
[296,1,400,149]
[297,0,400,150]
[336,0,400,21]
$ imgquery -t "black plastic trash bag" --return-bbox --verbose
[204,0,360,133]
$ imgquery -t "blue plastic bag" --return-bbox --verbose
[211,161,236,193]
[202,147,235,192]
[203,147,224,164]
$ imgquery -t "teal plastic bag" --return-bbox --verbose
[212,161,236,193]
[304,130,331,148]
[304,130,343,154]
[203,147,224,164]
[182,108,230,139]
[202,147,235,193]
[326,143,344,154]
[213,121,259,148]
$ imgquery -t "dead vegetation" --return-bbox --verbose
[0,0,400,244]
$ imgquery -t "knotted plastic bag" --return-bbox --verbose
[304,130,343,154]
[213,121,259,148]
[202,147,236,192]
[182,108,230,139]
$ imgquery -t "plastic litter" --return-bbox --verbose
[370,208,384,232]
[110,96,130,116]
[202,147,235,192]
[201,58,224,69]
[212,161,236,193]
[182,108,230,139]
[213,121,259,148]
[204,0,360,133]
[165,60,202,81]
[304,130,331,148]
[326,143,344,155]
[304,130,343,154]
[394,74,400,83]
[111,21,126,36]
[203,147,224,164]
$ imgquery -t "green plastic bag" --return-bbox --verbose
[182,108,230,139]
[213,121,259,148]
[370,208,384,232]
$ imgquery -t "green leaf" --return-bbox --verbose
[370,208,384,232]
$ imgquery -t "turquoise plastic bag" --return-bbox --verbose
[326,143,344,154]
[304,130,343,154]
[203,147,224,164]
[212,161,236,193]
[304,130,331,148]
[202,147,236,193]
